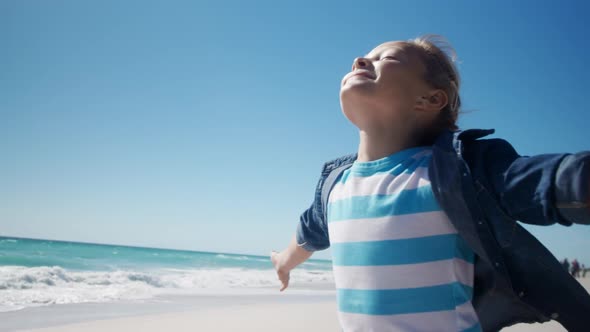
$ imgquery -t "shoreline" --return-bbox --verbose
[3,278,588,332]
[0,289,335,332]
[12,298,340,332]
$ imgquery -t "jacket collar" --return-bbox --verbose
[433,128,496,155]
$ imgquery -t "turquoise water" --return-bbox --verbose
[0,236,331,271]
[0,236,333,312]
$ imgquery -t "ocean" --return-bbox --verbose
[0,236,334,313]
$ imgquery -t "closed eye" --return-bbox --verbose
[382,55,399,61]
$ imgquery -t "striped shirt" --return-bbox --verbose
[327,146,481,332]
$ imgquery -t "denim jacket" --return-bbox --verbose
[296,129,590,332]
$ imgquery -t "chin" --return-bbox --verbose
[339,99,374,129]
[340,83,378,109]
[340,88,371,111]
[340,80,375,96]
[340,109,361,129]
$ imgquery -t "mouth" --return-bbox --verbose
[343,70,376,84]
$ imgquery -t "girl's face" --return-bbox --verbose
[340,41,430,130]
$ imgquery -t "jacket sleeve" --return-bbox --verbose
[295,203,330,251]
[553,152,590,224]
[478,139,590,226]
[295,166,331,252]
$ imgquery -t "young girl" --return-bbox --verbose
[271,35,590,332]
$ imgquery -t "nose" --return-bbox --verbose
[352,57,372,71]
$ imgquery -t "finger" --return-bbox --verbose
[270,254,277,268]
[280,274,289,291]
[280,279,289,292]
[270,251,279,265]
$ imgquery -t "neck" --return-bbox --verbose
[357,129,419,162]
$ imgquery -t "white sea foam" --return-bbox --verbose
[214,253,278,264]
[216,254,250,260]
[0,266,334,312]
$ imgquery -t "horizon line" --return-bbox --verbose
[0,234,332,263]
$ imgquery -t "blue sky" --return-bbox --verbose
[1,0,589,262]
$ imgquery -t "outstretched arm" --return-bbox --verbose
[468,138,590,226]
[271,235,314,291]
[271,162,332,291]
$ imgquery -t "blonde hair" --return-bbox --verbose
[405,35,461,132]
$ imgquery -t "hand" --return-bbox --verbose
[270,251,290,292]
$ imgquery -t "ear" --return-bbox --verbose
[417,90,448,113]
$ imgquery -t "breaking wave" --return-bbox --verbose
[0,265,334,312]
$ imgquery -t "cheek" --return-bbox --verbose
[378,69,418,99]
[376,82,415,114]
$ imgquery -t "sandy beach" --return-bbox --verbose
[16,300,340,332]
[2,278,586,332]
